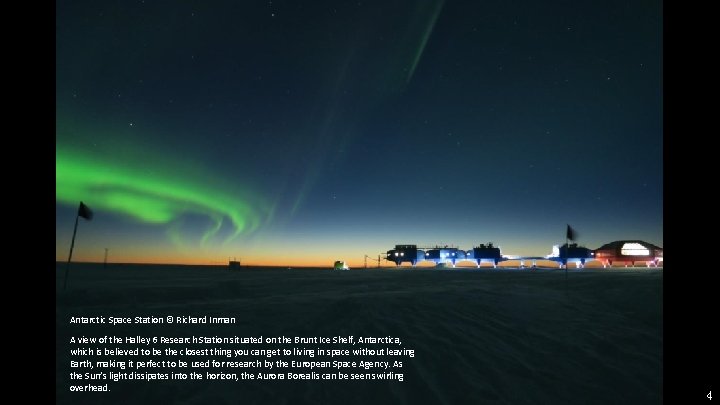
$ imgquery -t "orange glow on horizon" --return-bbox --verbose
[56,246,663,269]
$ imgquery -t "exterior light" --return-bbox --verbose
[621,243,650,256]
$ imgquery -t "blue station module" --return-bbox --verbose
[386,243,507,268]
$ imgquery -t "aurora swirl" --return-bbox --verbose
[56,147,270,246]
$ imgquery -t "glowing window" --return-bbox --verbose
[621,243,650,256]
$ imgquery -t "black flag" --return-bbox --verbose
[65,201,93,289]
[78,201,93,220]
[566,224,577,241]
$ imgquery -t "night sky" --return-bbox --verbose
[56,0,663,266]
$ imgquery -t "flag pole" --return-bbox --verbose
[63,213,80,290]
[565,232,569,284]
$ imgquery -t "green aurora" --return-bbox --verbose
[406,0,445,84]
[56,146,271,247]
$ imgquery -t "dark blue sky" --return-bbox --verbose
[56,0,662,265]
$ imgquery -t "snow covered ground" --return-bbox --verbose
[57,263,662,404]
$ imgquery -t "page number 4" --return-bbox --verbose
[708,390,712,400]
